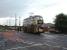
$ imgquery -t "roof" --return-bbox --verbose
[23,15,43,21]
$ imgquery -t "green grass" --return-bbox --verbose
[0,28,7,32]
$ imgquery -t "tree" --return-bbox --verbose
[55,13,67,33]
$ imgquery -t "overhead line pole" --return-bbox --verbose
[19,16,21,31]
[9,17,10,26]
[15,14,17,30]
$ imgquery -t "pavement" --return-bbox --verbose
[0,31,67,50]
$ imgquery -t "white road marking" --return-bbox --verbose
[6,33,67,50]
[52,46,61,48]
[22,41,35,44]
[6,43,67,50]
[64,35,67,36]
[42,33,67,38]
[63,47,67,50]
[6,43,44,50]
[45,43,51,46]
[31,43,44,46]
[47,40,58,44]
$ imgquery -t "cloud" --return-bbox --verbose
[0,0,67,25]
[0,0,29,17]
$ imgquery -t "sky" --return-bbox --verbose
[0,0,67,26]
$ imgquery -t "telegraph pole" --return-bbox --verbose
[19,16,21,26]
[15,14,17,30]
[19,16,21,31]
[9,17,10,26]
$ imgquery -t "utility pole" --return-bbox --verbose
[19,16,21,31]
[15,14,17,30]
[9,17,10,26]
[19,16,21,26]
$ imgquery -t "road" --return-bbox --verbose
[0,31,67,50]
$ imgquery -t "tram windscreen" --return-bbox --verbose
[38,20,43,24]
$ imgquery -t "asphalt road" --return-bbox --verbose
[0,31,67,50]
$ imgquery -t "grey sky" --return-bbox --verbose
[0,0,58,17]
[0,0,67,25]
[0,0,28,17]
